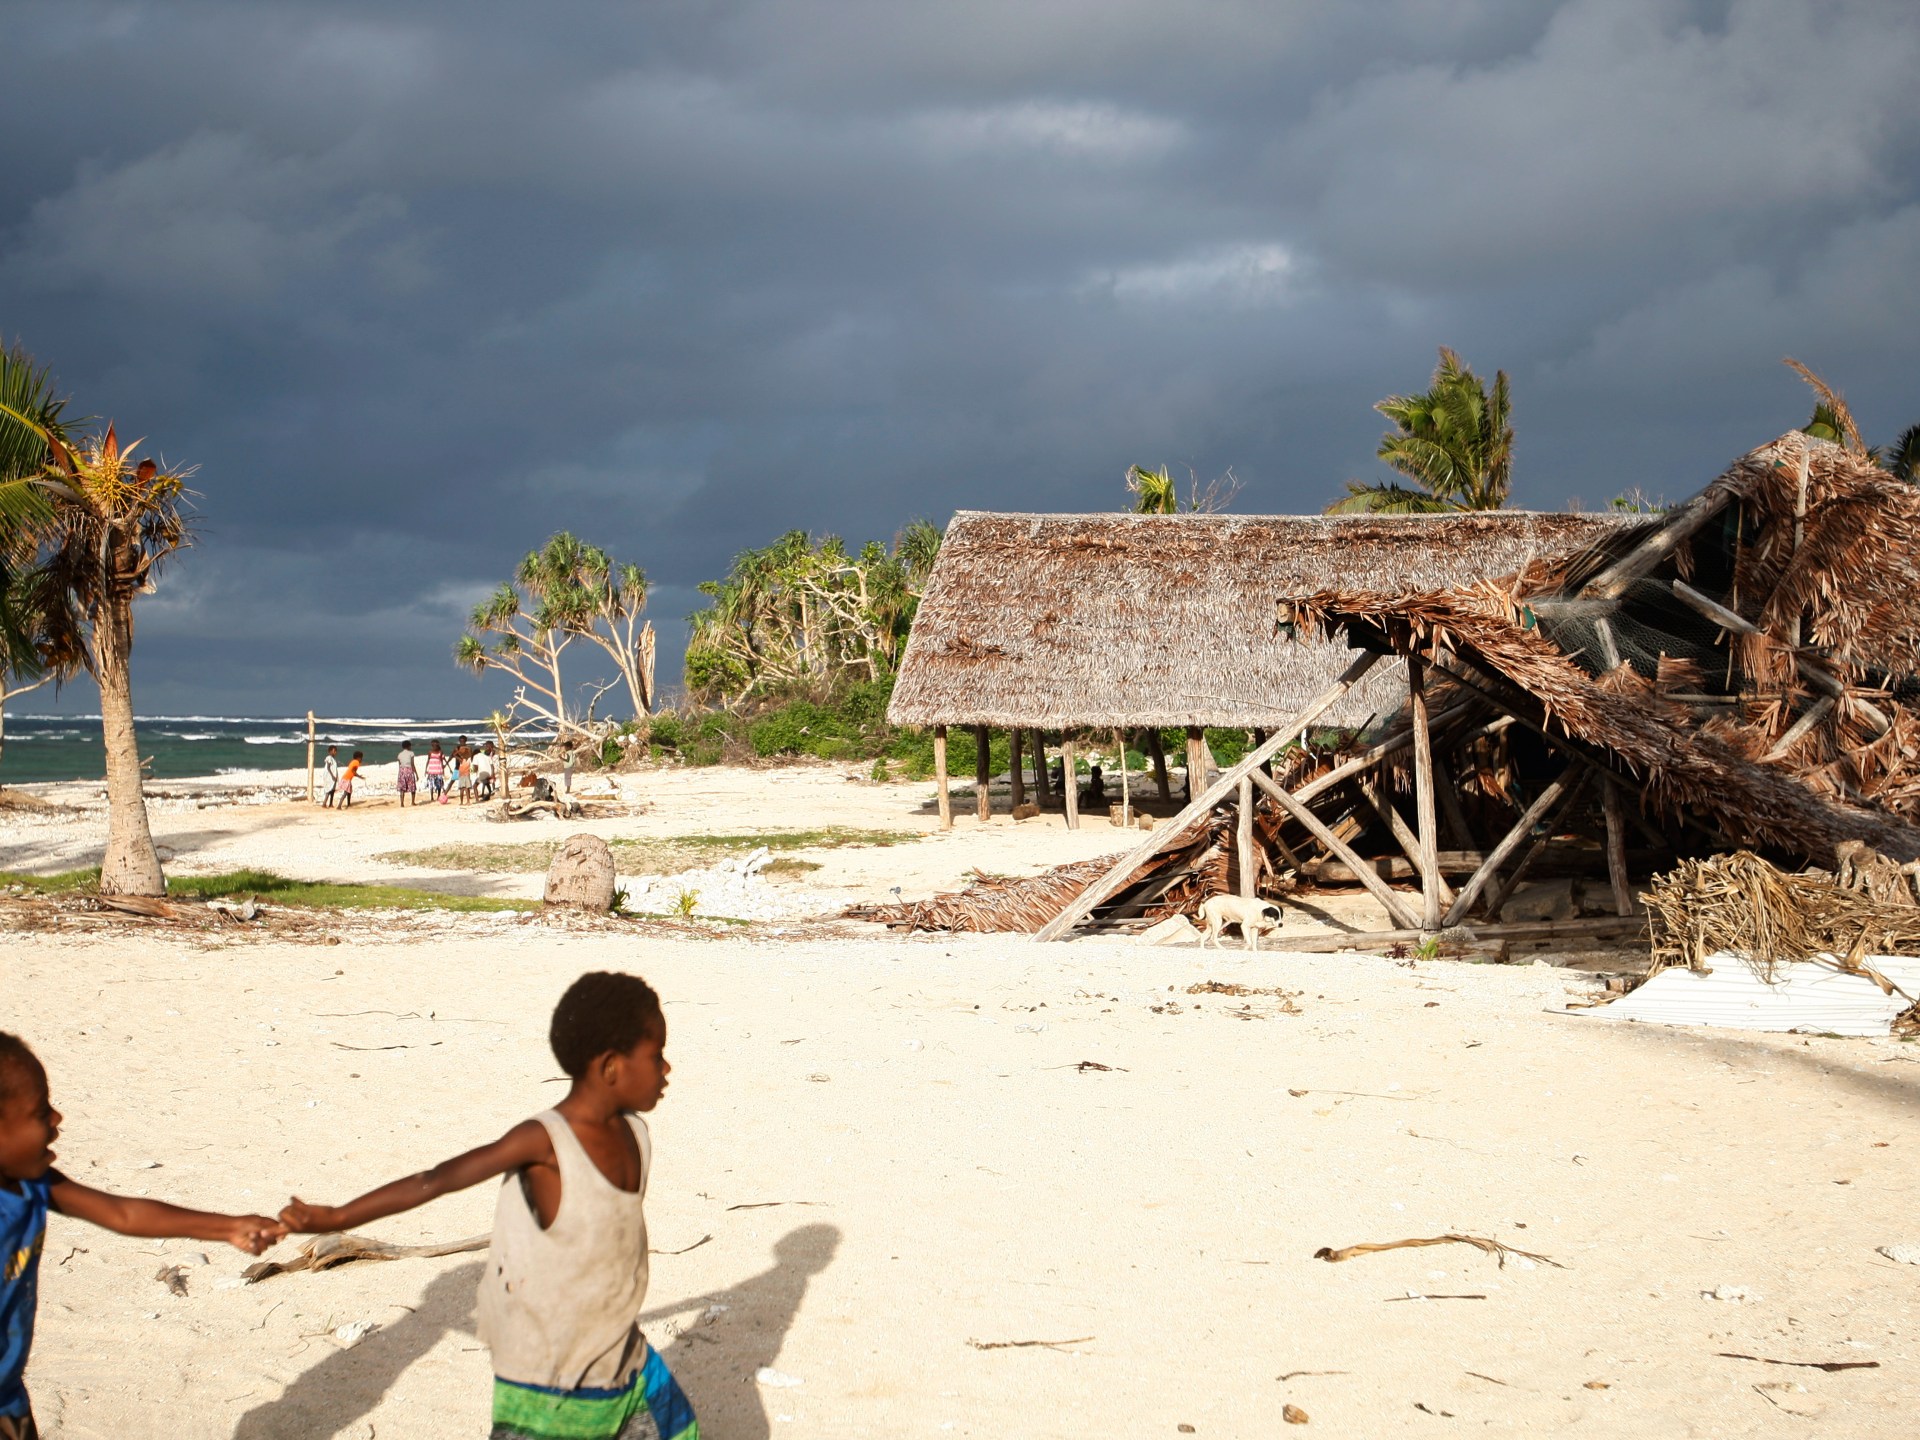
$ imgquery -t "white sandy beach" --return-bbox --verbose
[4,764,1919,1437]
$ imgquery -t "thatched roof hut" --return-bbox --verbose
[888,509,1636,731]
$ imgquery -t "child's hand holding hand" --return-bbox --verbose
[279,1196,344,1233]
[224,1215,288,1255]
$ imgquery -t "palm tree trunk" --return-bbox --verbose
[95,592,165,896]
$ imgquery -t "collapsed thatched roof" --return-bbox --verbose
[889,509,1634,729]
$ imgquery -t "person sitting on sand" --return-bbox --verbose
[424,740,447,802]
[320,744,340,808]
[278,973,698,1440]
[0,1033,284,1439]
[337,750,364,809]
[395,740,418,808]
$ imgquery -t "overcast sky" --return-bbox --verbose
[4,0,1917,717]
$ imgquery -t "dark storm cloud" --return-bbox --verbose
[2,0,1916,716]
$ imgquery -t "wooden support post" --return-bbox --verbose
[1009,729,1025,810]
[1408,658,1443,931]
[1033,651,1384,941]
[1600,778,1634,917]
[1032,731,1051,805]
[1443,768,1581,926]
[1147,729,1171,800]
[1236,776,1255,899]
[934,726,952,830]
[305,710,317,803]
[974,724,991,823]
[1062,737,1080,831]
[1115,730,1132,826]
[1252,774,1424,930]
[1252,728,1271,776]
[1185,727,1204,800]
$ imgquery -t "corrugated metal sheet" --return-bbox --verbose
[1579,952,1920,1037]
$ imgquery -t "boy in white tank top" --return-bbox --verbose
[278,973,698,1439]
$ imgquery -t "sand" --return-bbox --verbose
[5,763,1920,1436]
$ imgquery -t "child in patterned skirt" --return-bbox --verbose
[279,973,698,1439]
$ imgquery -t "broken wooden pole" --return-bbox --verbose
[1253,774,1424,930]
[1600,778,1634,916]
[1443,767,1581,927]
[1009,729,1026,810]
[1062,736,1080,831]
[1033,651,1383,941]
[1408,657,1443,930]
[975,724,992,823]
[1237,776,1255,899]
[934,726,952,830]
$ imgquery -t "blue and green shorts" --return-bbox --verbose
[491,1347,697,1440]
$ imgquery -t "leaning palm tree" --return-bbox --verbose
[0,401,192,894]
[1328,347,1514,513]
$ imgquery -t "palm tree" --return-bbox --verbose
[1328,347,1514,514]
[0,399,192,896]
[1785,359,1920,483]
[0,346,70,782]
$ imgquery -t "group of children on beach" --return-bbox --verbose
[0,971,698,1439]
[319,737,497,809]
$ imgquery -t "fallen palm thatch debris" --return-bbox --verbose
[1644,851,1920,977]
[1312,1233,1565,1269]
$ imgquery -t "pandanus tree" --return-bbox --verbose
[0,390,192,895]
[1328,347,1514,513]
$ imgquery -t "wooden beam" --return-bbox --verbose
[934,726,952,831]
[1482,772,1593,921]
[1236,776,1255,899]
[1255,775,1424,930]
[1443,768,1581,926]
[1263,914,1648,954]
[1600,778,1635,916]
[1009,729,1025,810]
[1408,658,1443,929]
[1581,485,1734,600]
[975,724,992,822]
[1032,730,1051,804]
[1062,737,1080,831]
[1032,651,1383,941]
[1358,776,1455,908]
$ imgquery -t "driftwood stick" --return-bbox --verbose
[1033,652,1382,941]
[1444,767,1580,926]
[1313,1233,1566,1270]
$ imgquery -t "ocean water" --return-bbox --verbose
[0,714,525,786]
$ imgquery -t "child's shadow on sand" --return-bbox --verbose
[230,1224,840,1440]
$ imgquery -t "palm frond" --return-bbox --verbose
[1785,357,1867,455]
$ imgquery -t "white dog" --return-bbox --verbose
[1196,894,1284,951]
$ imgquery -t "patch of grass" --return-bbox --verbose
[165,869,536,914]
[762,857,823,876]
[380,827,921,876]
[0,868,102,894]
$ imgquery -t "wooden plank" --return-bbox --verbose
[1236,776,1255,899]
[1443,768,1580,926]
[1408,658,1443,929]
[1009,729,1025,810]
[934,726,952,831]
[1062,737,1080,831]
[1256,776,1424,929]
[1261,914,1648,954]
[1582,486,1733,600]
[1600,778,1634,917]
[1482,772,1593,920]
[975,725,992,823]
[1033,651,1383,941]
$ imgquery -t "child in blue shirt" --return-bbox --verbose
[0,1033,283,1437]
